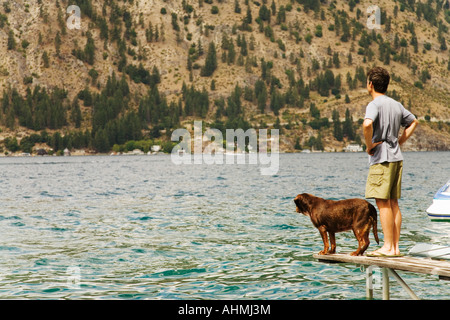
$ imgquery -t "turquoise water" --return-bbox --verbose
[0,152,448,299]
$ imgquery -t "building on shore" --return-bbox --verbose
[344,144,363,152]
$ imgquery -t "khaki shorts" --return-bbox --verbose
[365,161,403,199]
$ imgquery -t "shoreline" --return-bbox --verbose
[1,149,449,158]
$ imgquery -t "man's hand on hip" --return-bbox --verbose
[367,141,383,156]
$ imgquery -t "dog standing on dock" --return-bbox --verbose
[294,193,379,256]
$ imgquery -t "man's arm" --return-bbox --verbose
[399,119,419,145]
[363,118,382,155]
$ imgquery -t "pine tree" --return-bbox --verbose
[240,35,248,56]
[333,52,340,68]
[99,17,109,40]
[7,29,16,50]
[226,84,242,119]
[244,4,252,24]
[227,41,236,65]
[197,38,204,56]
[6,106,15,129]
[150,66,161,87]
[332,109,343,141]
[294,137,302,150]
[71,99,82,128]
[5,136,19,152]
[340,18,350,42]
[146,22,154,42]
[309,102,320,119]
[42,51,50,68]
[342,108,355,140]
[201,42,217,77]
[270,88,283,115]
[50,132,64,152]
[54,32,61,56]
[94,128,110,153]
[440,37,448,51]
[259,4,271,22]
[84,31,96,65]
[234,0,241,13]
[171,12,180,31]
[315,133,324,151]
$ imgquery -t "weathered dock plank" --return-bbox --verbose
[313,253,450,279]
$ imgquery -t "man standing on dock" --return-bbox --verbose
[363,67,419,257]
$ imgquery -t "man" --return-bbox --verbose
[363,67,419,257]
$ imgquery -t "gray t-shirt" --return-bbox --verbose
[364,95,416,165]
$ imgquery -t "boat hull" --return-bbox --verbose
[426,180,450,222]
[427,199,450,222]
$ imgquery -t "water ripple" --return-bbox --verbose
[0,153,449,299]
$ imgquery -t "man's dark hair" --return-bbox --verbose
[367,67,390,93]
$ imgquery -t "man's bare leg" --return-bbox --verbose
[390,199,402,255]
[368,199,401,256]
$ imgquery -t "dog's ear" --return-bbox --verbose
[301,194,314,212]
[293,194,302,207]
[294,194,308,215]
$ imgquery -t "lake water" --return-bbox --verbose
[0,152,449,299]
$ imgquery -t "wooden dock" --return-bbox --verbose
[313,253,450,300]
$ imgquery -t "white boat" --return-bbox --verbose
[409,243,450,260]
[426,179,450,222]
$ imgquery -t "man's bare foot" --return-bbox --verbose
[366,248,402,257]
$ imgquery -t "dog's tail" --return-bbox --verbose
[369,203,380,244]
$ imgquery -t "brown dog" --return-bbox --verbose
[294,193,379,256]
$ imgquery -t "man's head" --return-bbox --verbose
[367,67,390,94]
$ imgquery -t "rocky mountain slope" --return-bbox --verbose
[0,0,449,154]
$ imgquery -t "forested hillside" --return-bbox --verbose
[0,0,449,155]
